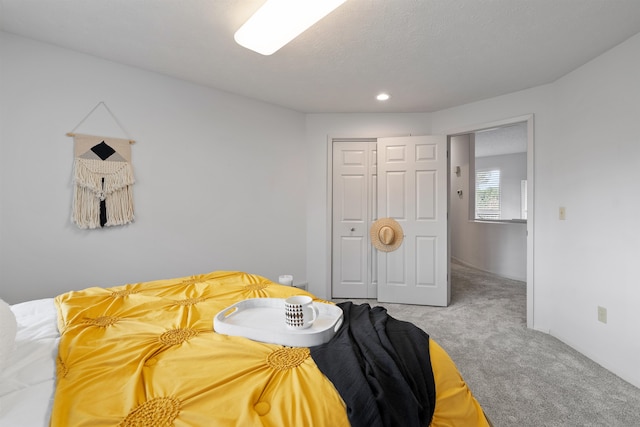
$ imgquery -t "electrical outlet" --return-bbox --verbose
[597,306,607,324]
[559,207,566,220]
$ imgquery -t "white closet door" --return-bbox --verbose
[331,141,377,298]
[376,135,449,306]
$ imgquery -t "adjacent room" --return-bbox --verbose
[2,1,640,426]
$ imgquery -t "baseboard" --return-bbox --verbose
[451,256,526,282]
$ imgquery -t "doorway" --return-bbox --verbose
[447,114,534,327]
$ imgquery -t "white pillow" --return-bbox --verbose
[0,298,18,373]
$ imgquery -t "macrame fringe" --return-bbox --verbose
[72,159,135,229]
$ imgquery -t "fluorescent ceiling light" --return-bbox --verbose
[376,93,390,101]
[234,0,348,55]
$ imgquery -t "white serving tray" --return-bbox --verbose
[213,298,343,347]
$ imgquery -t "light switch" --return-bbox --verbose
[559,207,566,220]
[598,306,607,324]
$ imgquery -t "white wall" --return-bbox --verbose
[0,32,308,303]
[544,31,640,388]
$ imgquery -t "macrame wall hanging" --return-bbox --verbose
[67,102,136,229]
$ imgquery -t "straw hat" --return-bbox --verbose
[370,218,404,252]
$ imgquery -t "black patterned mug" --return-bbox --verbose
[284,295,319,329]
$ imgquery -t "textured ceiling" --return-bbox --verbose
[2,0,640,113]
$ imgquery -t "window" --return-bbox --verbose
[475,169,501,219]
[471,121,528,221]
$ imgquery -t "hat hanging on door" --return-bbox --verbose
[370,218,404,252]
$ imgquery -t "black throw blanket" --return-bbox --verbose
[310,302,436,427]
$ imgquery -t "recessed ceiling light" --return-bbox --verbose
[376,93,390,101]
[234,0,348,55]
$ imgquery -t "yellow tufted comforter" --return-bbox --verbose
[51,271,489,426]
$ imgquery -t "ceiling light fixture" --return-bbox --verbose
[376,93,390,101]
[234,0,348,55]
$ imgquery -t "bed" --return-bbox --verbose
[1,271,490,426]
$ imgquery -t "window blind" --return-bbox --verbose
[475,169,501,219]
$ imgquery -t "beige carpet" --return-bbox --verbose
[334,260,640,426]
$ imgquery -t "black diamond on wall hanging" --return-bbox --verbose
[91,141,116,160]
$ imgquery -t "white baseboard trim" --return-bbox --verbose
[451,256,526,282]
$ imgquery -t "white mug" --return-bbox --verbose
[284,295,319,329]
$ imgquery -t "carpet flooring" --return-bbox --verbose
[333,261,640,426]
